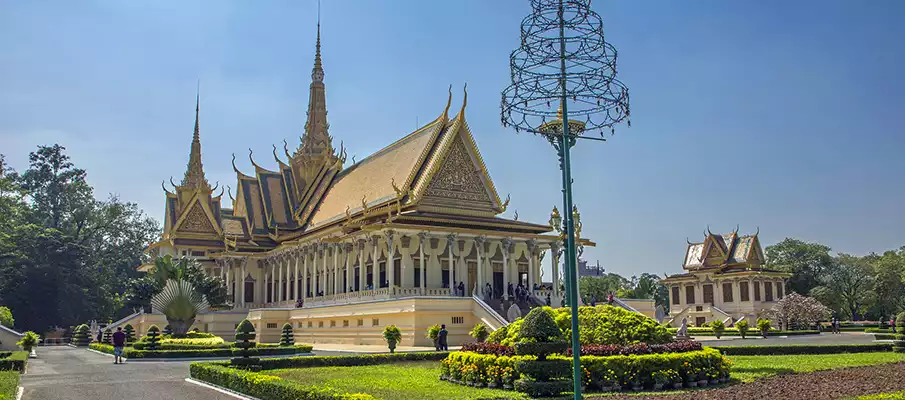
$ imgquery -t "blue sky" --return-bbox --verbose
[2,0,904,279]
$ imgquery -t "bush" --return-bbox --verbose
[568,341,704,356]
[0,351,27,372]
[280,323,294,347]
[713,343,892,356]
[163,325,173,336]
[90,343,312,359]
[123,324,135,343]
[426,324,441,342]
[757,319,772,336]
[489,305,672,346]
[189,362,377,400]
[382,325,401,353]
[0,371,18,400]
[874,334,897,341]
[145,325,161,350]
[17,331,40,352]
[232,319,259,368]
[103,328,112,344]
[0,307,13,329]
[72,324,91,347]
[866,328,893,334]
[459,342,515,356]
[736,320,750,338]
[710,320,725,338]
[469,323,489,343]
[257,351,448,370]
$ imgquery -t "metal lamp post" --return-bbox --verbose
[501,0,630,397]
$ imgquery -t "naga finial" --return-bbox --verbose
[686,237,692,245]
[754,226,760,236]
[345,205,351,219]
[500,193,511,213]
[226,185,235,202]
[513,210,519,221]
[161,181,174,195]
[361,195,369,212]
[391,177,404,198]
[283,139,291,160]
[169,176,178,189]
[211,181,220,192]
[442,84,453,119]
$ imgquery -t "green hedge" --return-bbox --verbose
[133,342,233,350]
[713,344,893,356]
[866,328,893,334]
[189,353,451,400]
[874,334,898,341]
[0,351,27,372]
[90,343,313,359]
[0,371,18,400]
[489,305,672,346]
[666,328,820,337]
[440,349,730,390]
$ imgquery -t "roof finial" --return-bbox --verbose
[180,84,210,190]
[442,85,453,119]
[460,83,468,115]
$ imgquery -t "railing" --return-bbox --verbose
[425,288,451,296]
[395,287,421,296]
[472,294,509,329]
[108,310,143,329]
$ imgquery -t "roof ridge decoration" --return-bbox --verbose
[273,144,289,170]
[179,88,212,191]
[232,153,252,180]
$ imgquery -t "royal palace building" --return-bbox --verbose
[122,27,585,346]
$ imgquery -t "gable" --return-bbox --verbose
[172,195,221,236]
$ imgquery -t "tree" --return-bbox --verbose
[0,306,13,329]
[126,255,227,312]
[578,274,630,302]
[819,254,875,320]
[17,145,93,231]
[870,248,905,319]
[765,238,834,295]
[762,292,831,330]
[620,273,670,313]
[150,279,210,336]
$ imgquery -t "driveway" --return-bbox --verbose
[21,346,232,400]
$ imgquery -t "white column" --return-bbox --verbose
[418,232,427,294]
[358,239,366,291]
[322,244,328,295]
[239,259,246,307]
[333,244,340,295]
[371,236,380,289]
[386,230,396,290]
[551,243,561,298]
[502,239,512,299]
[292,251,299,301]
[302,247,309,298]
[225,261,232,303]
[345,243,353,293]
[447,233,457,295]
[475,236,485,294]
[527,239,538,290]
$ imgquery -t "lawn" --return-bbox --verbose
[268,361,528,400]
[267,352,905,400]
[0,371,18,400]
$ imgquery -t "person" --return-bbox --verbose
[112,326,126,364]
[96,328,103,344]
[438,324,449,351]
[295,298,304,308]
[590,295,597,307]
[507,283,514,299]
[458,282,465,297]
[545,293,552,306]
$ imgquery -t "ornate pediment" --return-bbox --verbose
[425,137,492,203]
[177,201,217,234]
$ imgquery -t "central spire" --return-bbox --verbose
[296,21,333,159]
[181,87,211,191]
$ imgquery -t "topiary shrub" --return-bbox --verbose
[231,319,260,370]
[757,319,772,338]
[735,319,750,339]
[145,325,161,351]
[280,323,294,347]
[710,319,726,339]
[163,325,173,336]
[894,312,905,353]
[426,324,441,350]
[102,328,113,344]
[72,324,91,347]
[123,324,135,343]
[383,325,402,353]
[469,323,489,343]
[489,305,671,346]
[513,307,571,397]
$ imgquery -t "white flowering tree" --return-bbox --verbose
[763,292,832,330]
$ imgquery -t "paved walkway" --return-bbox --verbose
[21,346,232,400]
[311,343,461,353]
[695,331,879,346]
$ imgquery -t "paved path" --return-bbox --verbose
[21,346,232,400]
[696,332,879,347]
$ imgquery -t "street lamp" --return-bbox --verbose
[501,0,630,398]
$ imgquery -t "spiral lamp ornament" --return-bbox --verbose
[500,1,630,398]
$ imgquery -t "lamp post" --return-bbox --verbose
[501,0,630,397]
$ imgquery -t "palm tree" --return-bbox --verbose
[151,279,210,336]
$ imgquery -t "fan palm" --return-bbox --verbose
[151,279,210,336]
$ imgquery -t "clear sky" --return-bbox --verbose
[2,0,904,279]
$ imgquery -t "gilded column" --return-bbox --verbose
[418,232,427,294]
[446,233,457,294]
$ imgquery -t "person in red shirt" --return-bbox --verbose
[111,327,127,364]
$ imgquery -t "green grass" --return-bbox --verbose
[0,371,19,400]
[856,391,905,399]
[267,352,905,400]
[269,361,528,400]
[729,352,905,382]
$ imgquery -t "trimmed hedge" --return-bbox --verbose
[90,343,313,359]
[666,328,820,337]
[488,305,672,346]
[874,334,897,341]
[713,343,893,356]
[440,348,730,391]
[0,351,27,372]
[256,351,449,370]
[0,371,18,400]
[866,328,893,334]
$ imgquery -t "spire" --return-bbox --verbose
[295,16,334,160]
[181,87,211,191]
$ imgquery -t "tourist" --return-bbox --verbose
[111,326,126,364]
[295,298,303,308]
[545,293,551,306]
[458,282,465,297]
[590,295,597,307]
[96,328,103,344]
[507,283,514,299]
[438,324,449,351]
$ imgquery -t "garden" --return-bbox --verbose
[185,307,905,400]
[0,351,27,400]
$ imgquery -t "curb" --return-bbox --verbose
[85,348,313,362]
[15,386,23,400]
[185,378,260,400]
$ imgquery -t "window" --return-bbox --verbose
[452,316,464,324]
[318,321,324,328]
[764,282,774,302]
[357,319,363,327]
[671,287,680,305]
[297,321,304,328]
[330,320,336,328]
[722,283,733,303]
[740,282,750,302]
[307,321,313,328]
[372,318,379,327]
[266,323,277,329]
[754,282,761,301]
[191,251,205,257]
[685,286,695,304]
[777,283,784,299]
[703,284,713,305]
[343,320,349,327]
[695,317,706,327]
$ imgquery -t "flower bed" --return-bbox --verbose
[90,343,313,359]
[0,351,27,372]
[712,343,893,356]
[189,352,450,400]
[440,348,730,392]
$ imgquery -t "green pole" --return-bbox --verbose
[557,1,582,398]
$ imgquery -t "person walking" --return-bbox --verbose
[438,324,449,351]
[111,327,126,364]
[96,328,103,344]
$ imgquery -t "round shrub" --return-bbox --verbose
[470,323,489,343]
[280,323,294,346]
[102,328,112,344]
[72,324,91,347]
[123,324,135,343]
[735,319,750,338]
[231,319,260,369]
[710,319,726,338]
[519,307,563,344]
[383,325,402,353]
[145,325,161,350]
